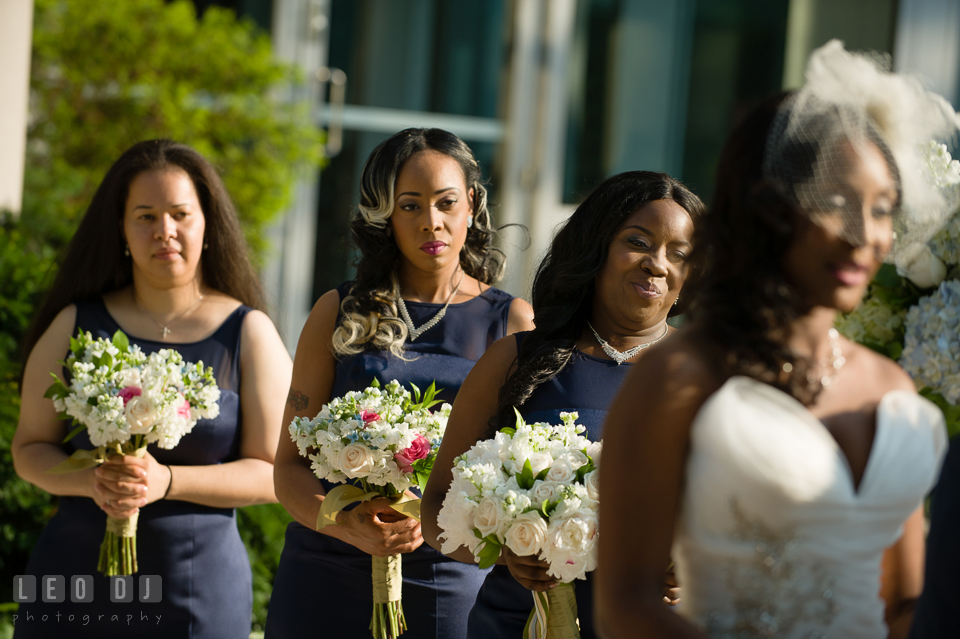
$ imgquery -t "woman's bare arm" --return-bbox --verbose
[422,334,520,563]
[881,506,925,639]
[596,336,717,639]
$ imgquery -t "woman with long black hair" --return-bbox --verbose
[12,139,292,638]
[596,42,959,639]
[422,170,704,638]
[267,128,533,638]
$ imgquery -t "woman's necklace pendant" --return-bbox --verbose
[396,271,465,342]
[588,322,668,365]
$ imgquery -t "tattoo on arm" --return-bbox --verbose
[357,513,365,524]
[287,389,309,412]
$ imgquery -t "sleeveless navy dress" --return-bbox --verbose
[466,332,632,639]
[265,282,515,639]
[15,298,253,639]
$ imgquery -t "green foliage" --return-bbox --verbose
[24,0,323,261]
[1,0,323,627]
[0,226,58,605]
[236,503,293,632]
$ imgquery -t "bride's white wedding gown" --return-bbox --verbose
[673,376,947,639]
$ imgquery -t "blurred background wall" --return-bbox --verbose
[191,0,960,351]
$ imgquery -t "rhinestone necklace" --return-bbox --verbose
[810,327,846,389]
[396,270,464,341]
[133,288,205,340]
[587,322,669,365]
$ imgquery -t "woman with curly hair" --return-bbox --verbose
[422,170,703,638]
[267,128,534,638]
[596,42,959,639]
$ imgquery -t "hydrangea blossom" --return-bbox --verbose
[437,411,601,583]
[900,279,960,403]
[836,295,905,345]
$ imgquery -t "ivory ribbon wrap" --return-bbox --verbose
[372,555,403,604]
[105,512,139,537]
[316,484,421,531]
[524,582,580,639]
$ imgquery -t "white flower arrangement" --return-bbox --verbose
[45,329,221,576]
[835,295,905,347]
[437,411,600,636]
[288,378,449,639]
[900,280,960,404]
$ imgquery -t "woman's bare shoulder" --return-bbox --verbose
[840,338,916,395]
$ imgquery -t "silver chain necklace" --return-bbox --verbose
[396,270,464,341]
[587,322,669,365]
[133,288,205,340]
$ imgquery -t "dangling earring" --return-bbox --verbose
[467,216,474,229]
[124,243,130,257]
[674,297,679,307]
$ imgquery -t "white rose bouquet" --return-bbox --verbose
[45,329,220,575]
[437,411,600,639]
[288,378,449,639]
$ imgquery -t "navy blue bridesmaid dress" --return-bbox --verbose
[265,282,515,639]
[466,332,632,639]
[15,298,254,639]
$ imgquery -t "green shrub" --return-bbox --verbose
[1,0,322,629]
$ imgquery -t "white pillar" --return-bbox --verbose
[0,0,34,217]
[265,0,328,352]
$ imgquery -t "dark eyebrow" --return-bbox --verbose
[622,224,692,248]
[396,187,460,198]
[133,203,190,211]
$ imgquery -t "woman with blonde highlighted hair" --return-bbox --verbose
[267,128,534,638]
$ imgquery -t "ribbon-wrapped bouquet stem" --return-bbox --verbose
[436,411,601,639]
[288,378,449,639]
[45,330,220,576]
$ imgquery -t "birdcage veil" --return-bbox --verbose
[763,40,960,265]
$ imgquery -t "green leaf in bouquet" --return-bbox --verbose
[886,341,903,360]
[370,377,381,388]
[44,373,68,399]
[62,423,86,444]
[576,460,595,483]
[409,382,421,405]
[874,263,902,289]
[514,407,525,431]
[476,536,502,569]
[87,396,98,407]
[112,330,130,353]
[535,468,549,482]
[499,427,516,436]
[518,458,535,490]
[540,500,559,518]
[70,334,81,356]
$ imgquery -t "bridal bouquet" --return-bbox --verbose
[288,378,449,639]
[45,329,220,575]
[437,411,601,639]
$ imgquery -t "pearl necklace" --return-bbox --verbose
[811,328,846,388]
[587,322,669,365]
[395,271,464,341]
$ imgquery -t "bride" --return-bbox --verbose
[596,42,959,639]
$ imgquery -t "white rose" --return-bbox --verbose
[897,245,947,289]
[504,511,548,557]
[584,469,600,502]
[125,395,159,434]
[546,459,576,483]
[531,480,560,505]
[474,496,505,540]
[557,510,599,553]
[585,441,602,468]
[119,368,141,388]
[337,443,375,478]
[526,451,553,475]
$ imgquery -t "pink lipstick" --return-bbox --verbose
[420,241,447,256]
[830,261,869,286]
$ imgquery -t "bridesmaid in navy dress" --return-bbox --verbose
[12,140,292,638]
[422,171,703,638]
[267,128,534,638]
